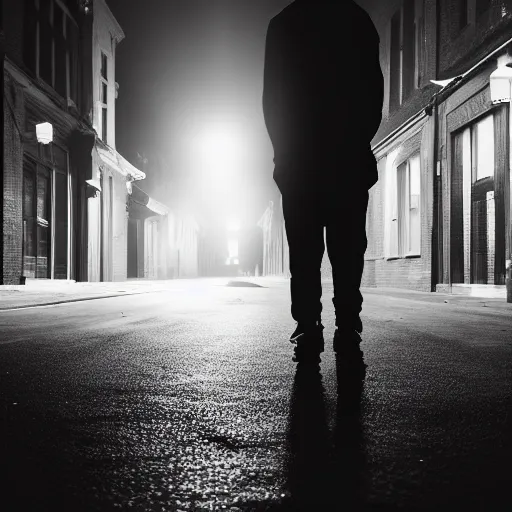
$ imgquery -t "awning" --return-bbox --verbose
[95,146,123,174]
[93,143,146,181]
[85,179,101,191]
[129,184,169,217]
[147,197,169,215]
[117,151,145,181]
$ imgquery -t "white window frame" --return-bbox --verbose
[385,151,421,259]
[99,51,110,144]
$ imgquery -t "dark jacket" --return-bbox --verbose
[263,0,384,191]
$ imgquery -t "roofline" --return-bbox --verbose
[95,0,125,43]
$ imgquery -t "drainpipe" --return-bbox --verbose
[431,99,441,292]
[431,0,442,292]
[0,18,4,284]
[508,67,512,303]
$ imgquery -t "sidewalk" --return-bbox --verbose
[0,278,216,310]
[1,275,511,310]
[246,277,512,310]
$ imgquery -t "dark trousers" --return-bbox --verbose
[281,181,369,332]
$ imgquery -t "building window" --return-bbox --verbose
[389,153,421,257]
[23,0,79,104]
[100,51,109,143]
[389,0,423,112]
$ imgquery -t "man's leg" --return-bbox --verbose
[281,188,325,326]
[325,187,369,333]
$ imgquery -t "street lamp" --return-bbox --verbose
[490,53,512,302]
[35,122,53,144]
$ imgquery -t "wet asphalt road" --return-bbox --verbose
[1,280,512,511]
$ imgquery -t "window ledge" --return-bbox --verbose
[385,254,421,261]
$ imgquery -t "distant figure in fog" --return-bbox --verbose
[262,0,383,362]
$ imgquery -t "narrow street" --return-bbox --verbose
[1,279,511,511]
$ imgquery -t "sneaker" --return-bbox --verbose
[334,329,367,379]
[290,322,324,363]
[333,328,362,354]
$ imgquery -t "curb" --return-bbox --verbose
[0,289,168,311]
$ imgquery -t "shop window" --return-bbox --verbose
[23,157,51,279]
[53,145,69,279]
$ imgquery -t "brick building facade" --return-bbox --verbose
[260,0,512,301]
[338,0,438,292]
[86,0,145,282]
[2,0,146,285]
[433,0,512,300]
[3,0,95,285]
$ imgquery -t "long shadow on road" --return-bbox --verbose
[280,346,376,511]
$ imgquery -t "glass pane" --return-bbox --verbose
[39,0,53,85]
[476,114,494,180]
[102,82,108,104]
[101,52,108,79]
[23,220,37,278]
[53,144,68,172]
[54,171,68,279]
[409,154,421,197]
[37,174,49,222]
[397,161,407,256]
[102,107,108,142]
[409,154,421,254]
[36,170,50,278]
[37,224,49,278]
[23,0,38,73]
[55,11,67,97]
[68,20,79,104]
[24,173,34,218]
[40,143,52,165]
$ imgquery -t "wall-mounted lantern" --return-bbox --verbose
[35,122,53,144]
[490,54,512,104]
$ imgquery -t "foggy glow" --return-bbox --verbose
[228,238,239,258]
[195,123,246,175]
[226,219,241,232]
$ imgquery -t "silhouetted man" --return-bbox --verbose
[263,0,383,362]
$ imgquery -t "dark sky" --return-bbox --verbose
[108,0,292,226]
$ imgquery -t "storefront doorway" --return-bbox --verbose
[23,158,51,278]
[450,109,507,286]
[22,145,71,280]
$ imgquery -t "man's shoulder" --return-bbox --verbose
[270,1,377,38]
